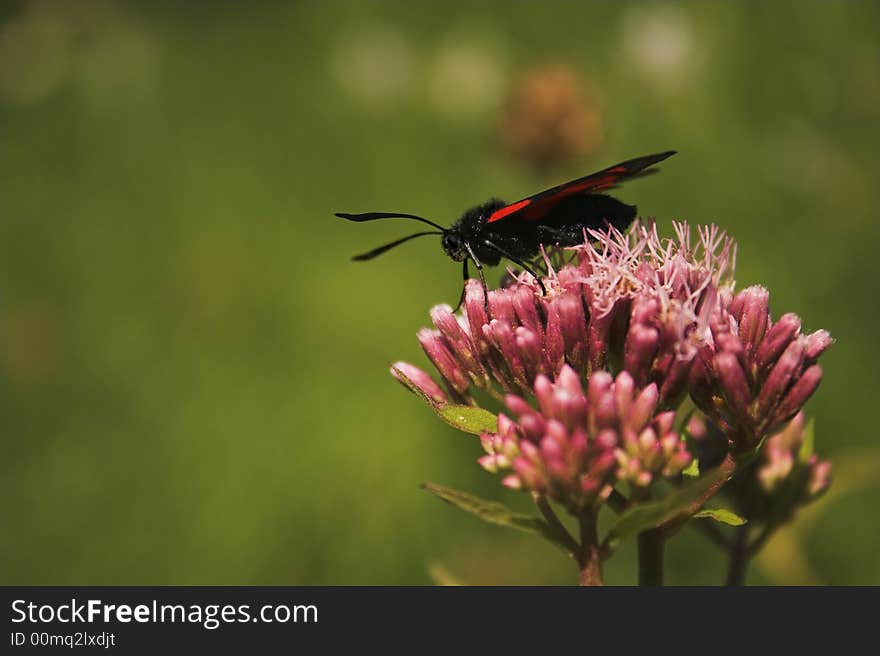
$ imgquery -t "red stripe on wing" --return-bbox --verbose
[487,198,532,223]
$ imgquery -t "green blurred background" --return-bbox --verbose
[2,0,878,585]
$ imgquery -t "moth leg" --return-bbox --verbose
[482,240,547,296]
[453,258,469,313]
[464,243,490,311]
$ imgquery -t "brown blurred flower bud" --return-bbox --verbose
[498,65,603,172]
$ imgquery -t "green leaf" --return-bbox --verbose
[391,364,497,435]
[436,405,497,435]
[423,482,547,532]
[694,508,747,526]
[607,465,731,543]
[798,418,816,464]
[422,483,575,554]
[682,458,700,478]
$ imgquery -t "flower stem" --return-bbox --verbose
[660,452,738,536]
[532,493,581,559]
[578,510,603,586]
[726,525,751,586]
[637,529,665,586]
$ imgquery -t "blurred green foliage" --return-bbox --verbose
[1,0,878,585]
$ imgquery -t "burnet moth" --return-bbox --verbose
[336,150,676,307]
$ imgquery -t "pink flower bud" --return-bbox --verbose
[771,365,822,427]
[502,475,523,490]
[735,286,770,357]
[512,458,545,491]
[464,279,490,350]
[654,410,676,437]
[430,305,468,348]
[686,414,708,440]
[417,329,470,395]
[486,319,528,391]
[807,458,832,497]
[488,288,516,325]
[804,330,833,360]
[496,413,517,440]
[755,313,801,371]
[534,374,554,417]
[478,455,499,473]
[519,413,545,442]
[628,383,660,432]
[613,371,636,417]
[595,428,618,450]
[515,327,545,379]
[554,390,587,434]
[624,324,660,386]
[391,362,448,404]
[714,352,753,425]
[755,339,805,422]
[588,310,613,371]
[631,296,661,326]
[543,302,566,375]
[512,284,543,336]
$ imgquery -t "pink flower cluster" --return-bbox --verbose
[415,222,735,403]
[757,412,831,500]
[479,365,691,513]
[395,221,831,512]
[689,286,833,450]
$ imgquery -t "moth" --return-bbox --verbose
[337,150,675,305]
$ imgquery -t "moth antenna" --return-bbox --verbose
[351,231,443,261]
[335,212,447,232]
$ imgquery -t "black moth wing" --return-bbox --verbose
[486,150,676,226]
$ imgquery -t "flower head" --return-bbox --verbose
[757,412,831,499]
[479,365,691,514]
[715,412,832,527]
[394,220,832,518]
[418,220,736,402]
[689,286,833,451]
